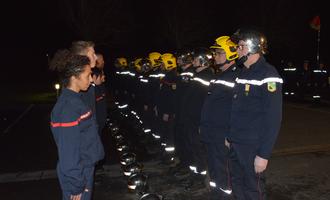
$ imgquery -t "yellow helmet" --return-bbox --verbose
[210,36,238,61]
[161,53,177,71]
[134,58,143,72]
[116,57,128,68]
[148,52,162,68]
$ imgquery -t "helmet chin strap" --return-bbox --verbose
[236,55,248,66]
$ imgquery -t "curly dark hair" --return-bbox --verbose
[49,49,71,71]
[61,55,90,88]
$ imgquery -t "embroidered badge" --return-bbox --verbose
[172,84,177,90]
[267,82,276,92]
[245,84,250,96]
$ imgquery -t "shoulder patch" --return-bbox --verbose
[267,82,276,92]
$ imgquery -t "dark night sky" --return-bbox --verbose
[1,0,328,85]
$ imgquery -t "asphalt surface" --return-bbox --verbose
[0,99,330,199]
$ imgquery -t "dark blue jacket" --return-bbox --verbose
[158,70,179,115]
[81,85,96,120]
[175,67,195,123]
[148,69,165,108]
[229,57,283,159]
[187,67,214,124]
[200,64,239,143]
[50,88,104,194]
[95,84,108,132]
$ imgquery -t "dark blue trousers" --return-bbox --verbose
[207,142,231,192]
[229,143,266,200]
[57,165,95,200]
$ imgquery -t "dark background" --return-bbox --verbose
[1,0,328,87]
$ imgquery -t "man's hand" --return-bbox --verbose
[144,105,148,111]
[225,139,230,148]
[153,106,158,116]
[162,114,169,122]
[70,193,82,200]
[254,155,268,173]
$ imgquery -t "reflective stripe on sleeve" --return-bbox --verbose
[210,79,235,88]
[193,77,210,86]
[235,77,283,86]
[51,111,92,128]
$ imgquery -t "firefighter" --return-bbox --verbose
[200,36,240,199]
[50,53,104,200]
[113,57,128,103]
[312,61,329,101]
[92,67,107,135]
[169,49,195,176]
[282,61,299,97]
[147,52,164,143]
[157,53,179,164]
[70,41,98,121]
[228,29,283,200]
[138,58,154,130]
[298,60,313,100]
[179,47,214,190]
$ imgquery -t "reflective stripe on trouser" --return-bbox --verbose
[57,165,95,200]
[207,142,231,195]
[184,120,207,173]
[229,143,266,200]
[159,116,175,146]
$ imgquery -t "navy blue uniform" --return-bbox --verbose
[185,67,214,174]
[51,88,104,200]
[200,64,239,196]
[229,57,282,199]
[298,67,313,99]
[158,70,179,146]
[312,68,329,99]
[148,69,165,139]
[282,65,299,97]
[174,68,195,167]
[95,84,107,135]
[138,73,153,129]
[81,85,96,120]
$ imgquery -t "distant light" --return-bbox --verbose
[55,83,60,90]
[260,37,265,43]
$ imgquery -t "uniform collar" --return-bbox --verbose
[244,56,266,72]
[61,88,82,98]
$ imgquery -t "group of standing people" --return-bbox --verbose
[49,41,108,200]
[48,27,284,200]
[112,29,283,200]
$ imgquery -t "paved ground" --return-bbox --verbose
[1,151,330,200]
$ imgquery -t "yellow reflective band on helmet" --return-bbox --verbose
[118,57,128,67]
[134,58,142,71]
[161,53,177,71]
[148,52,162,67]
[210,36,238,61]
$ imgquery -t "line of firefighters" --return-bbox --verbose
[280,60,329,100]
[111,29,283,200]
